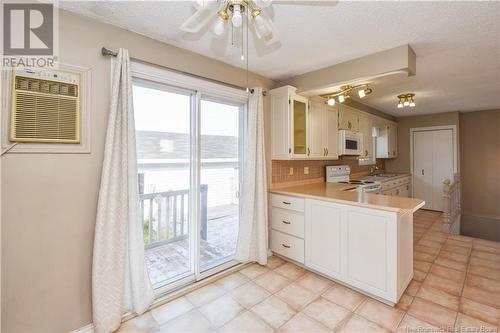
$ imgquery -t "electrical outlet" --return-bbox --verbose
[304,167,309,175]
[289,167,294,176]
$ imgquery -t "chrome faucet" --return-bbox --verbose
[369,165,379,176]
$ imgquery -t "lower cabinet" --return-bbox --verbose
[304,200,342,279]
[381,176,412,197]
[270,194,413,305]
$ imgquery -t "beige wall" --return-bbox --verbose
[459,110,500,241]
[385,111,460,173]
[1,10,274,333]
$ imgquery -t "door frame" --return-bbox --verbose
[131,61,248,297]
[409,125,458,200]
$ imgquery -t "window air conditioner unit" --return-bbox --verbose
[10,68,80,143]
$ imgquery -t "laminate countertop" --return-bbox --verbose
[269,182,425,214]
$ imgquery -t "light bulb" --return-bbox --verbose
[327,97,336,106]
[232,5,243,27]
[409,101,415,107]
[358,89,366,98]
[403,99,410,106]
[397,102,404,108]
[212,17,226,36]
[253,14,272,39]
[338,94,345,103]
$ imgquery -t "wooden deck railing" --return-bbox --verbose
[443,174,461,234]
[140,185,208,249]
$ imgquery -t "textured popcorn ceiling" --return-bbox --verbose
[60,1,500,115]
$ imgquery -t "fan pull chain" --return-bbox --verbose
[246,10,249,93]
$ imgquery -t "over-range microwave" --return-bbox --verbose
[338,130,363,155]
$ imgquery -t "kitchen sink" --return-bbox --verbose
[370,173,400,178]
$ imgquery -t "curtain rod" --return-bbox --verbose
[101,47,266,96]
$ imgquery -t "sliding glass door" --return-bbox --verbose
[200,97,242,272]
[132,77,244,292]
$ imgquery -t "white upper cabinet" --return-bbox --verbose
[376,121,398,159]
[270,86,292,159]
[270,86,396,160]
[324,104,339,159]
[307,97,326,159]
[358,113,374,160]
[291,95,309,158]
[270,86,339,160]
[270,86,309,159]
[308,97,339,160]
[338,105,359,132]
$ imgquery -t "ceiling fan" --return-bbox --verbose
[179,0,334,45]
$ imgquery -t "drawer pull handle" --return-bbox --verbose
[282,201,291,205]
[282,243,291,249]
[282,220,291,225]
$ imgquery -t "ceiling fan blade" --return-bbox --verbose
[179,1,219,33]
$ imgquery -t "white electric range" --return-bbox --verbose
[326,165,381,194]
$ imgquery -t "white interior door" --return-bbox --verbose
[412,129,454,211]
[413,131,434,209]
[431,130,454,211]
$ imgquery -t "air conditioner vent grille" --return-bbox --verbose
[11,72,80,143]
[15,76,78,97]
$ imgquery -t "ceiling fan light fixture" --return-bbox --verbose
[338,94,345,103]
[217,9,229,20]
[212,17,226,36]
[397,101,404,108]
[327,97,336,106]
[358,88,366,98]
[231,4,243,27]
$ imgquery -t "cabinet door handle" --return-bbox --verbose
[421,169,425,176]
[282,243,291,249]
[282,220,291,225]
[323,148,326,156]
[365,150,368,156]
[282,201,291,205]
[307,147,310,156]
[326,148,329,156]
[348,121,352,129]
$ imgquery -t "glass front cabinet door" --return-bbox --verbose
[291,95,309,158]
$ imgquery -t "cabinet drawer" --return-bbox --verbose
[271,230,305,263]
[271,194,305,212]
[272,208,304,238]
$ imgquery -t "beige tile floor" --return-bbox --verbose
[119,210,500,333]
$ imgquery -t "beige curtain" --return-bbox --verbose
[235,87,269,264]
[92,48,154,333]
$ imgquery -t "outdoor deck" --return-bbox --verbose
[145,204,239,287]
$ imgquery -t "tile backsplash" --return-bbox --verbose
[271,158,385,185]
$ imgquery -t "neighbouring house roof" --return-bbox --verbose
[137,131,238,160]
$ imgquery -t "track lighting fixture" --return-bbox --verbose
[321,84,373,106]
